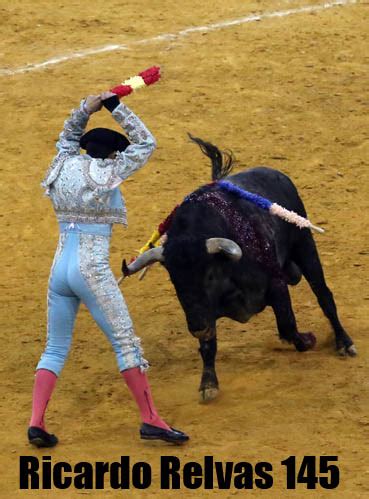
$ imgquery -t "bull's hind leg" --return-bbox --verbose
[293,233,356,356]
[267,279,317,352]
[198,336,219,402]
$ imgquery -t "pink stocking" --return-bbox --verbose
[122,367,170,430]
[29,369,57,431]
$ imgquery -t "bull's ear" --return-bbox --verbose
[206,238,242,261]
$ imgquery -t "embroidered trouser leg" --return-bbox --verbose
[37,223,148,376]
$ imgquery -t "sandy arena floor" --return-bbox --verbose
[0,0,368,497]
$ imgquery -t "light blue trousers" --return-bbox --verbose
[37,223,148,376]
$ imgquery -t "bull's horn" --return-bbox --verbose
[206,238,242,261]
[123,246,165,276]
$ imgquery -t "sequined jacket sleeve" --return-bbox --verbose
[41,101,90,192]
[56,100,90,155]
[108,102,157,186]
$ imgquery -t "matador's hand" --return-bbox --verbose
[84,95,103,114]
[100,91,117,100]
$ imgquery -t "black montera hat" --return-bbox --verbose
[80,128,130,159]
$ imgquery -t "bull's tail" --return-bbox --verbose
[188,133,235,180]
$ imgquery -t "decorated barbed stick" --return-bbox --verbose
[216,180,325,233]
[111,66,161,98]
[125,211,175,282]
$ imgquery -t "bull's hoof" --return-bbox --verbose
[348,344,358,356]
[199,386,219,403]
[294,332,317,352]
[337,344,357,357]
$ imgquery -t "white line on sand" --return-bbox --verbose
[0,0,357,76]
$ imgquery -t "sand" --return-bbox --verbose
[0,0,368,496]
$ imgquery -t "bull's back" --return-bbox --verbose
[227,167,307,216]
[226,167,309,266]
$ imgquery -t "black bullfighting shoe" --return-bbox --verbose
[28,427,58,448]
[140,423,189,444]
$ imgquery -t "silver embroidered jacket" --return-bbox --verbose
[41,100,156,225]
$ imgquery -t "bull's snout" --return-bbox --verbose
[190,327,215,341]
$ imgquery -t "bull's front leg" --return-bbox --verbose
[267,278,316,352]
[198,335,219,402]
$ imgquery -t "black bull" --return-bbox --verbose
[124,136,356,401]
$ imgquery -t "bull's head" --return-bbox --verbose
[123,238,242,341]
